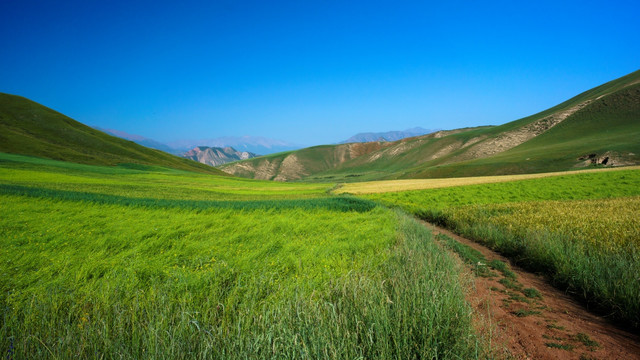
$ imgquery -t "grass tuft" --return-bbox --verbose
[511,309,541,317]
[523,288,542,299]
[545,342,575,351]
[575,333,599,349]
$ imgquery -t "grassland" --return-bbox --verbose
[0,152,482,359]
[0,153,333,201]
[359,168,640,328]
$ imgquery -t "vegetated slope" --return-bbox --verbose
[0,93,225,175]
[220,127,491,181]
[182,146,258,166]
[221,141,395,181]
[221,69,640,181]
[407,72,640,178]
[94,126,177,154]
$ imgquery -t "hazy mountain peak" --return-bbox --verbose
[93,127,176,153]
[92,128,302,156]
[340,127,438,144]
[168,136,303,155]
[182,146,259,167]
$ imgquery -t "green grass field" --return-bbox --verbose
[0,153,482,359]
[362,168,640,328]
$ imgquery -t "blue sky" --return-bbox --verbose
[1,0,639,146]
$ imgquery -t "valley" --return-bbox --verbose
[3,0,639,357]
[1,70,639,359]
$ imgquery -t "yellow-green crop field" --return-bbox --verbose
[360,168,640,328]
[336,166,640,194]
[0,153,481,359]
[449,197,640,252]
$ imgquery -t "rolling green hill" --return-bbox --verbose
[221,69,640,181]
[0,93,226,175]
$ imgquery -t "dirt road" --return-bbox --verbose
[425,222,640,360]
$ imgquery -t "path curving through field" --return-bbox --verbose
[424,222,640,360]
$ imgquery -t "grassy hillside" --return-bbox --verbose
[311,126,496,181]
[409,78,640,178]
[0,93,225,175]
[221,127,493,181]
[222,69,640,181]
[222,141,393,181]
[0,153,482,359]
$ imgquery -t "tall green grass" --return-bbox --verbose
[1,155,483,359]
[0,197,480,359]
[0,184,376,212]
[429,205,640,328]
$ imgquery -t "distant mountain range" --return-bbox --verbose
[167,136,302,155]
[95,126,438,164]
[91,129,302,166]
[339,127,437,143]
[94,127,176,153]
[182,146,258,167]
[92,128,302,157]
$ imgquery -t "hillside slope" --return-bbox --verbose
[222,141,397,181]
[405,70,640,178]
[0,93,226,175]
[221,70,640,181]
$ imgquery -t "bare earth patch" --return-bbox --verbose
[426,223,640,360]
[457,100,593,161]
[273,154,307,181]
[428,140,463,160]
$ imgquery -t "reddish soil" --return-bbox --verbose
[424,222,640,360]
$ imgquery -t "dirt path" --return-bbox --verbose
[423,222,640,360]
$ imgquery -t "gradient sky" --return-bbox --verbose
[1,0,639,146]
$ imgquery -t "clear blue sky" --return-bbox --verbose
[1,0,639,146]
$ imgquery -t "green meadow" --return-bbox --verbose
[363,169,640,327]
[0,153,481,359]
